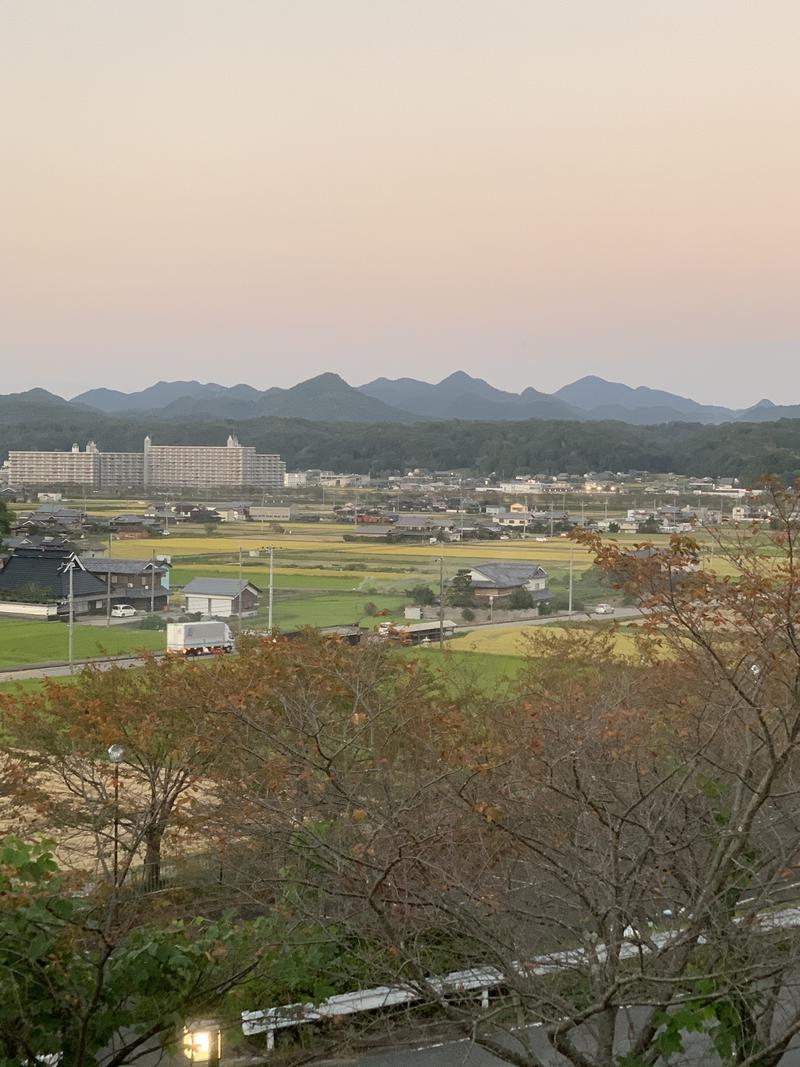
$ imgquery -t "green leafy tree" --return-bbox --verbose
[406,583,436,606]
[507,586,534,609]
[0,836,260,1066]
[0,499,11,539]
[448,568,475,608]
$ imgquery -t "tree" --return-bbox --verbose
[506,586,534,609]
[0,498,11,539]
[212,483,800,1066]
[406,583,436,606]
[0,836,263,1066]
[0,655,225,889]
[637,516,661,534]
[448,568,476,607]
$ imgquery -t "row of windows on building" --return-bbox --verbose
[7,436,285,490]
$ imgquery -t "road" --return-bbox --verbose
[458,605,644,635]
[0,655,150,683]
[0,610,645,683]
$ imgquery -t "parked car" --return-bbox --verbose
[594,603,615,615]
[110,604,137,618]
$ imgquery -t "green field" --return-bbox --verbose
[408,647,526,690]
[0,620,164,669]
[250,592,410,631]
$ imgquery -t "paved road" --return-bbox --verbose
[458,606,644,635]
[0,610,645,683]
[0,655,150,683]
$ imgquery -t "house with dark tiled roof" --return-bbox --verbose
[0,547,108,618]
[468,562,550,603]
[81,557,171,611]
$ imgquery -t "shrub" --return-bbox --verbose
[406,584,435,606]
[507,587,534,610]
[364,602,378,617]
[461,607,475,622]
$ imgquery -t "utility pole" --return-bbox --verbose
[267,545,274,633]
[67,556,75,673]
[106,532,112,627]
[150,549,156,616]
[238,545,243,633]
[438,546,445,650]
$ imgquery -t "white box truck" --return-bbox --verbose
[167,621,234,656]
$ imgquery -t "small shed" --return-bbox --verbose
[182,577,261,618]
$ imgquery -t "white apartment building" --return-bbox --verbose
[9,442,100,486]
[143,435,285,490]
[98,452,145,488]
[7,436,285,491]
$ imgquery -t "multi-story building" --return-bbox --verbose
[9,442,100,487]
[143,435,284,490]
[98,452,145,489]
[7,436,285,492]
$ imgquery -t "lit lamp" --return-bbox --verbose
[183,1023,221,1064]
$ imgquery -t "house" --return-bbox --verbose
[391,515,457,539]
[467,563,550,603]
[492,509,534,529]
[182,578,261,618]
[80,558,171,611]
[3,534,73,553]
[109,514,163,539]
[0,546,108,618]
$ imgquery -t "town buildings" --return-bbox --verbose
[7,436,285,491]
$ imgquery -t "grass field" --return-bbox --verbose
[252,592,410,630]
[407,647,526,689]
[448,621,646,659]
[0,620,164,669]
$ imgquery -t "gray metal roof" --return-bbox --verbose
[82,558,170,574]
[470,563,548,588]
[183,577,261,597]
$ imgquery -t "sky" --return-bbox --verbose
[1,1,799,407]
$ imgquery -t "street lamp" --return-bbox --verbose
[183,1023,221,1064]
[108,744,125,888]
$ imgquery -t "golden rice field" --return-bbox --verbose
[449,622,651,659]
[109,532,601,563]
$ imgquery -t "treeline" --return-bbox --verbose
[2,395,800,483]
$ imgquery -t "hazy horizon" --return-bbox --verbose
[2,1,798,407]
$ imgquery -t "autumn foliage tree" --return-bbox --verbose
[208,482,800,1066]
[7,482,800,1064]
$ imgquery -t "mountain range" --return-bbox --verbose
[67,372,798,425]
[2,372,796,426]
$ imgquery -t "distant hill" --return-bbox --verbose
[73,380,262,414]
[157,373,412,423]
[734,399,800,422]
[553,375,734,423]
[32,370,794,425]
[359,371,580,420]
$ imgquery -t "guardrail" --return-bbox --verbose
[241,906,800,1052]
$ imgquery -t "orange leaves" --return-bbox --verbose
[472,800,503,823]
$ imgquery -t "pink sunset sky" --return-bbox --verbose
[1,1,798,406]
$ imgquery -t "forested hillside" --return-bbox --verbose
[2,393,800,483]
